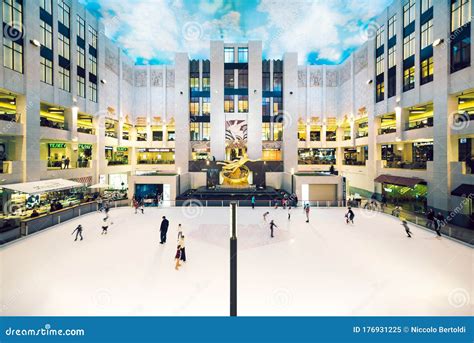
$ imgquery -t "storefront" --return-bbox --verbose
[298,148,336,165]
[43,142,69,168]
[375,174,427,213]
[412,141,433,164]
[136,126,147,141]
[105,146,129,165]
[78,144,92,168]
[343,146,367,165]
[136,148,175,165]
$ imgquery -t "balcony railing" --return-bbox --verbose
[137,160,175,165]
[77,127,95,135]
[40,118,66,130]
[107,160,129,166]
[343,160,366,166]
[405,117,433,131]
[105,132,118,138]
[356,132,369,138]
[77,159,91,168]
[298,159,336,165]
[378,127,396,135]
[0,113,20,122]
[385,160,427,170]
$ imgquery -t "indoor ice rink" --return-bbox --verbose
[1,206,472,316]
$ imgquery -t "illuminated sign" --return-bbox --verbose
[48,143,66,149]
[116,147,128,152]
[79,144,92,149]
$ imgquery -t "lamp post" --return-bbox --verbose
[230,201,237,316]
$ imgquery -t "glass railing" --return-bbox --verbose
[385,160,427,169]
[40,118,66,130]
[47,160,75,169]
[405,117,433,131]
[105,132,118,138]
[298,159,336,165]
[343,160,366,166]
[77,127,95,135]
[378,127,396,135]
[356,132,369,138]
[107,160,129,166]
[0,112,20,122]
[137,160,175,165]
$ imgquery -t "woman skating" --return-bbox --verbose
[175,236,186,270]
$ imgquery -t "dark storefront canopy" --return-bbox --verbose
[451,184,474,198]
[374,174,425,188]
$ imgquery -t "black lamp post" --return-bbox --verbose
[230,201,237,316]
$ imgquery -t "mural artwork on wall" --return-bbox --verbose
[225,120,247,149]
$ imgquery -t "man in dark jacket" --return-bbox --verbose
[160,216,169,244]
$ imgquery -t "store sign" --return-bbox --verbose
[79,144,92,150]
[49,143,66,148]
[116,147,128,152]
[105,146,113,150]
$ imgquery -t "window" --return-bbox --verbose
[388,15,397,39]
[3,0,22,28]
[238,95,248,113]
[202,74,210,91]
[58,33,70,60]
[40,21,52,49]
[262,123,271,141]
[451,36,471,72]
[190,72,199,91]
[224,95,234,112]
[77,46,85,69]
[388,72,396,98]
[421,0,432,14]
[262,98,271,116]
[41,0,52,14]
[202,97,210,115]
[89,55,97,75]
[262,61,271,91]
[202,123,210,141]
[421,57,434,84]
[273,72,283,92]
[224,69,234,88]
[88,26,98,49]
[421,19,433,49]
[238,47,248,63]
[388,46,396,68]
[273,97,282,115]
[77,16,85,40]
[58,0,70,28]
[403,0,415,27]
[238,67,248,88]
[273,123,283,141]
[3,39,22,73]
[190,123,200,141]
[403,66,415,91]
[403,32,415,59]
[376,25,385,49]
[89,82,97,102]
[224,47,234,63]
[77,75,86,97]
[41,57,53,85]
[376,55,385,75]
[191,123,210,141]
[190,97,199,116]
[451,0,471,32]
[58,66,70,92]
[376,81,385,102]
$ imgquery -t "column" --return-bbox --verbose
[174,52,190,174]
[210,41,225,160]
[247,41,262,159]
[282,52,298,173]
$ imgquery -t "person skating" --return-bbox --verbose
[251,195,255,209]
[160,216,169,244]
[101,216,110,235]
[139,201,144,214]
[345,207,355,224]
[305,203,310,223]
[287,206,291,220]
[435,212,445,238]
[401,220,412,238]
[263,211,269,222]
[71,224,83,241]
[269,220,278,238]
[175,236,186,270]
[426,209,435,230]
[177,224,183,240]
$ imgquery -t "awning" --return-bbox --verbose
[451,184,474,198]
[1,179,84,194]
[374,174,425,187]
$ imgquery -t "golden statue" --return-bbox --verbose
[217,153,260,186]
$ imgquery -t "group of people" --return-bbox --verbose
[160,217,186,270]
[132,198,145,214]
[60,156,70,169]
[426,209,445,238]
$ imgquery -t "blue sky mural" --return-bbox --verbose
[81,0,393,65]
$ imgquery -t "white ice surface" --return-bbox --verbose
[1,206,472,316]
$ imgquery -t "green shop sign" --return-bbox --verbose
[49,143,66,149]
[79,144,92,150]
[116,147,128,152]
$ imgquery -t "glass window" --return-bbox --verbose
[58,0,70,29]
[202,74,210,91]
[388,71,396,98]
[273,123,283,141]
[202,123,210,141]
[273,72,283,92]
[376,81,385,102]
[77,75,86,97]
[77,46,85,69]
[376,55,384,75]
[262,98,271,116]
[376,25,385,49]
[190,72,199,91]
[202,97,210,115]
[403,66,415,91]
[58,66,70,92]
[273,97,282,115]
[388,15,397,39]
[190,97,199,116]
[224,47,234,63]
[421,57,434,84]
[262,123,271,141]
[40,57,53,85]
[238,95,248,113]
[40,21,53,50]
[3,39,23,73]
[3,0,22,29]
[190,122,200,141]
[89,82,97,102]
[388,46,396,68]
[238,47,248,63]
[224,95,234,112]
[403,0,415,28]
[262,60,271,91]
[58,33,70,60]
[451,36,471,72]
[421,19,433,49]
[451,0,471,32]
[89,55,97,76]
[224,69,234,88]
[238,67,248,88]
[88,26,98,49]
[41,0,52,14]
[403,32,415,59]
[421,0,432,14]
[77,16,85,40]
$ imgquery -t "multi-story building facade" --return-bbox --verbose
[0,0,472,228]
